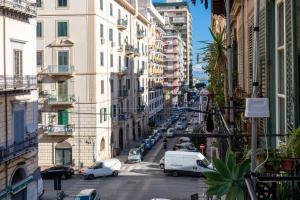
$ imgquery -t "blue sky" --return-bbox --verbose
[152,0,212,67]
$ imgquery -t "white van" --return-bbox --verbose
[164,151,215,177]
[82,159,121,179]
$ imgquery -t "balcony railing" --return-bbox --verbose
[125,44,134,55]
[47,94,76,106]
[138,87,144,93]
[44,124,74,136]
[0,136,38,163]
[137,30,145,39]
[133,48,140,57]
[118,90,128,98]
[118,66,128,74]
[118,114,128,121]
[45,65,75,75]
[117,18,128,30]
[138,68,144,75]
[0,0,36,16]
[137,105,145,113]
[0,75,37,92]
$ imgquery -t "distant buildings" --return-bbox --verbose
[0,0,39,199]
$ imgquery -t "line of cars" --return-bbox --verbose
[127,130,162,163]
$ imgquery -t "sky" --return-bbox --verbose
[152,0,212,72]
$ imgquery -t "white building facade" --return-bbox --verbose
[0,0,39,199]
[37,0,149,169]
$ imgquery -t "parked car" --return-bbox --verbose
[75,189,100,200]
[82,159,121,179]
[139,143,146,155]
[127,148,142,163]
[180,115,187,121]
[41,165,74,179]
[142,138,152,150]
[174,142,198,152]
[178,137,191,144]
[166,128,175,137]
[164,151,214,177]
[153,130,162,141]
[184,127,193,134]
[175,121,187,130]
[160,123,169,131]
[170,116,177,123]
[160,157,165,169]
[149,137,156,146]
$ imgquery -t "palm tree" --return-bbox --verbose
[201,28,229,119]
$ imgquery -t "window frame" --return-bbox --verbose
[37,50,44,67]
[37,21,43,38]
[57,21,69,37]
[57,0,68,8]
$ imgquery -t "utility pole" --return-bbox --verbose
[251,0,260,188]
[77,97,81,171]
[226,0,234,135]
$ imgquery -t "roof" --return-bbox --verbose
[153,1,190,12]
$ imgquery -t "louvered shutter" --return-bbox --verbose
[238,27,244,88]
[248,16,254,92]
[285,0,295,131]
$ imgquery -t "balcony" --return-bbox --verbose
[117,44,123,52]
[138,87,144,93]
[0,75,37,94]
[0,136,37,163]
[137,30,145,39]
[118,113,128,121]
[125,44,134,55]
[133,48,140,57]
[47,94,76,107]
[41,124,75,136]
[117,66,128,74]
[40,65,75,78]
[118,90,128,98]
[0,0,36,17]
[138,68,144,75]
[117,19,128,30]
[137,105,145,113]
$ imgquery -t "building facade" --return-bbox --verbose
[37,0,149,169]
[0,0,39,199]
[163,33,184,107]
[154,0,192,88]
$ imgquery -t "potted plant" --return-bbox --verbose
[203,150,250,199]
[279,143,294,171]
[264,148,281,172]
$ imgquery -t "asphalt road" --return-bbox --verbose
[42,103,209,200]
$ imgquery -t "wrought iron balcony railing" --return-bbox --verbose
[118,66,128,74]
[0,136,38,163]
[0,0,36,16]
[0,75,37,92]
[47,94,76,105]
[137,30,145,39]
[41,124,75,136]
[118,114,128,121]
[137,105,145,113]
[138,87,144,93]
[46,65,75,75]
[118,90,128,97]
[117,19,128,30]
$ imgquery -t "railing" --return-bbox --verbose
[0,136,38,163]
[133,48,140,56]
[137,30,145,39]
[118,114,128,121]
[47,65,75,74]
[118,66,128,74]
[0,0,36,16]
[137,105,145,113]
[118,90,128,97]
[117,18,128,29]
[0,75,37,91]
[125,44,134,55]
[138,87,144,93]
[47,94,76,105]
[46,124,74,136]
[138,68,144,75]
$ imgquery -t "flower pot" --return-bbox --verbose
[281,158,294,171]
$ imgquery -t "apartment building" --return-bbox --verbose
[163,33,184,107]
[0,0,40,199]
[154,0,192,89]
[37,0,149,169]
[139,0,165,124]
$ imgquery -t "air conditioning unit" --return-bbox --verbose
[100,38,105,44]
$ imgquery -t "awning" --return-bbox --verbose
[11,176,33,194]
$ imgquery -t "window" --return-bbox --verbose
[14,50,23,76]
[58,0,67,7]
[57,21,68,37]
[110,3,113,16]
[55,149,71,165]
[104,108,107,121]
[110,79,114,92]
[126,79,130,90]
[100,24,103,38]
[37,51,43,66]
[276,0,286,141]
[36,0,42,7]
[37,22,42,37]
[100,0,103,10]
[110,54,113,67]
[100,52,104,66]
[118,32,121,45]
[58,51,69,66]
[112,105,117,117]
[100,109,103,123]
[109,28,113,42]
[101,80,104,94]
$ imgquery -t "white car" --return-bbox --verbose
[82,159,121,179]
[175,121,187,130]
[75,189,100,200]
[166,128,175,137]
[178,137,191,144]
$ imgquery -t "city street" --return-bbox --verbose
[41,108,209,200]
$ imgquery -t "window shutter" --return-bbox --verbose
[248,16,254,92]
[285,0,295,131]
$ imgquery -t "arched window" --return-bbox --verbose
[55,141,72,165]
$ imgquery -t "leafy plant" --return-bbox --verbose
[265,148,281,172]
[203,150,250,200]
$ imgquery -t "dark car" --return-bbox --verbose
[41,165,74,179]
[142,139,152,150]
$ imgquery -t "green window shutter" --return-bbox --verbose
[100,0,103,10]
[58,22,68,37]
[285,0,295,131]
[37,22,42,37]
[58,110,68,125]
[237,27,244,88]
